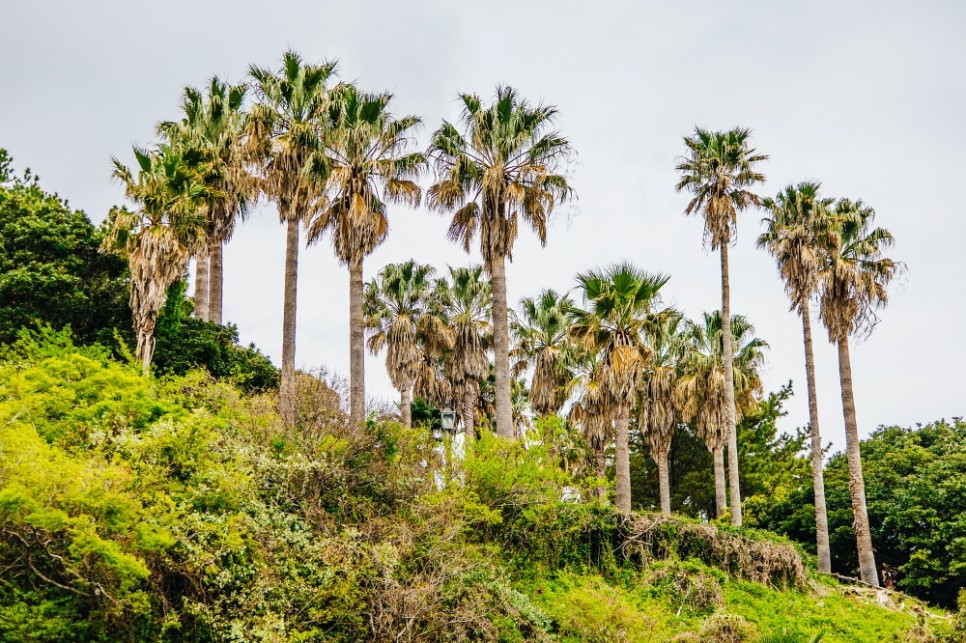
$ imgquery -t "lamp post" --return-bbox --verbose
[440,408,456,432]
[434,408,457,440]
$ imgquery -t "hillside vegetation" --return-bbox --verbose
[0,330,957,642]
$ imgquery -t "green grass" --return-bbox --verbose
[516,561,951,642]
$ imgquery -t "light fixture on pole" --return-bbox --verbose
[433,408,457,441]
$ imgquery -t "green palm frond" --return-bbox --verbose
[675,127,767,250]
[427,86,574,268]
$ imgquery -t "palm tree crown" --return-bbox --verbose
[819,199,900,342]
[511,289,576,417]
[160,77,252,246]
[569,264,669,407]
[758,182,835,312]
[364,260,440,428]
[676,311,768,449]
[426,85,573,266]
[247,51,336,223]
[307,83,426,263]
[675,127,768,249]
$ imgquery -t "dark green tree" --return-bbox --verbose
[758,418,966,607]
[0,150,129,346]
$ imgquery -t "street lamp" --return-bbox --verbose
[440,408,456,432]
[434,408,457,440]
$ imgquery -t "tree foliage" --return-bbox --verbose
[0,150,129,346]
[758,418,966,607]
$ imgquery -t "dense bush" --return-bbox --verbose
[0,331,951,641]
[153,281,278,392]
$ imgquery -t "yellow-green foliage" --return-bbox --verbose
[0,330,953,642]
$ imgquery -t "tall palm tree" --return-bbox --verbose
[639,311,685,515]
[818,198,900,587]
[511,289,576,417]
[676,312,767,520]
[364,260,437,429]
[427,86,574,438]
[308,84,426,427]
[106,144,210,373]
[159,77,252,324]
[431,265,492,439]
[570,263,669,515]
[247,50,336,422]
[758,181,835,573]
[675,126,767,526]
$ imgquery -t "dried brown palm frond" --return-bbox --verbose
[818,198,901,342]
[105,143,210,374]
[643,365,677,456]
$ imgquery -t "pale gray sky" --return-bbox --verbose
[2,1,964,453]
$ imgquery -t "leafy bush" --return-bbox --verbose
[153,280,279,392]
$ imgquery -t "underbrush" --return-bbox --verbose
[0,331,955,641]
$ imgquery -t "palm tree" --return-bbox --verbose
[817,197,900,587]
[247,50,336,422]
[431,265,492,439]
[427,86,574,438]
[758,181,835,573]
[308,83,426,427]
[511,289,576,417]
[675,126,767,526]
[106,144,210,373]
[364,260,437,429]
[570,263,669,515]
[568,352,610,499]
[159,77,252,325]
[639,311,685,515]
[676,312,767,519]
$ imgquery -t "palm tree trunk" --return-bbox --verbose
[462,388,476,441]
[136,325,155,376]
[489,254,513,439]
[280,216,299,425]
[713,445,727,519]
[209,239,224,325]
[614,407,631,515]
[802,301,832,574]
[595,445,607,501]
[349,259,366,428]
[720,242,742,526]
[400,387,412,429]
[194,253,210,320]
[836,336,879,586]
[656,448,672,515]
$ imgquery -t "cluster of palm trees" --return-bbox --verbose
[105,51,899,586]
[106,51,568,434]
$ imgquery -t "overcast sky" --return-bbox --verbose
[2,1,963,454]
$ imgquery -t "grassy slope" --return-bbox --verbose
[518,568,945,642]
